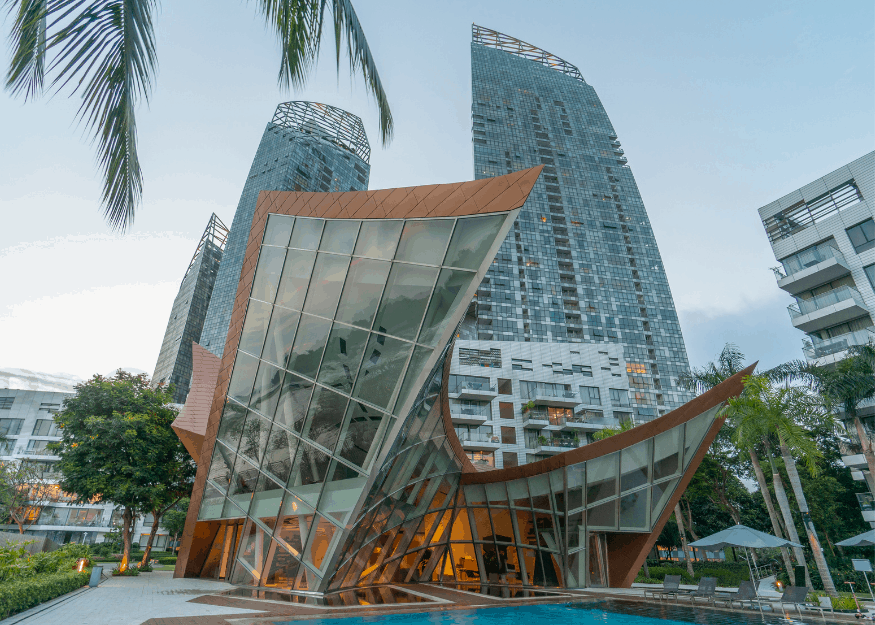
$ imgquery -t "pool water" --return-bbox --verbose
[277,599,821,625]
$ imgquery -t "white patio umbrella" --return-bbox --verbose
[689,524,803,595]
[837,530,875,547]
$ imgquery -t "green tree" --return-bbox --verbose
[3,0,392,231]
[0,460,53,534]
[727,375,838,595]
[161,497,188,555]
[51,370,185,568]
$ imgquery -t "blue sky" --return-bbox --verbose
[1,0,872,377]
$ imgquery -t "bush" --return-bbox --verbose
[157,557,177,565]
[138,563,153,572]
[0,571,89,619]
[0,543,91,583]
[111,566,139,576]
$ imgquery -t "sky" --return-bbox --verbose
[1,0,873,380]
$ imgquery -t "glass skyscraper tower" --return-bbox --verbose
[469,26,692,417]
[200,102,371,358]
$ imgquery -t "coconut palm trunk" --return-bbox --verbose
[769,455,812,588]
[853,416,875,494]
[673,503,695,578]
[778,442,837,596]
[748,447,795,583]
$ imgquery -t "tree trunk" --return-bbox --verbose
[673,503,694,578]
[779,442,838,596]
[772,467,811,585]
[140,512,162,567]
[121,507,134,571]
[853,416,875,494]
[749,447,795,584]
[642,559,650,578]
[682,499,699,541]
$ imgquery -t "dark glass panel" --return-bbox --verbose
[586,452,618,505]
[534,512,558,551]
[320,220,360,254]
[198,481,226,520]
[261,307,300,368]
[334,258,391,329]
[485,483,508,507]
[352,333,413,409]
[227,454,260,513]
[394,219,454,265]
[621,439,651,493]
[261,424,297,485]
[372,263,438,341]
[307,514,337,570]
[263,214,294,247]
[335,401,390,470]
[684,410,713,468]
[519,548,537,585]
[287,314,332,380]
[653,427,682,481]
[470,507,492,542]
[289,217,323,250]
[238,299,272,357]
[566,510,585,550]
[301,385,348,452]
[588,499,617,530]
[317,323,369,395]
[227,352,259,405]
[528,475,552,511]
[490,508,514,543]
[248,360,283,419]
[619,490,649,530]
[275,249,317,311]
[442,214,505,270]
[274,372,313,433]
[392,346,434,416]
[465,484,487,506]
[506,479,530,508]
[567,462,584,511]
[237,410,272,466]
[216,401,247,453]
[651,477,680,521]
[287,440,331,508]
[207,441,236,493]
[354,220,403,259]
[303,253,350,317]
[567,549,585,588]
[417,269,476,346]
[262,541,301,588]
[250,246,286,304]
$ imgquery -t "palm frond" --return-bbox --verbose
[4,0,48,99]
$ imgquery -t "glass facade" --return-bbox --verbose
[468,25,693,419]
[199,102,371,359]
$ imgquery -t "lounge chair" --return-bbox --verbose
[643,574,684,602]
[761,586,826,621]
[682,577,718,605]
[715,580,761,611]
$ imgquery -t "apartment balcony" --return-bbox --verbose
[566,413,621,432]
[773,245,851,294]
[522,412,549,429]
[803,327,875,364]
[449,408,490,425]
[527,389,580,408]
[788,286,868,333]
[457,432,501,451]
[448,383,498,401]
[534,438,581,455]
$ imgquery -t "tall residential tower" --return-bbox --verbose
[199,102,371,359]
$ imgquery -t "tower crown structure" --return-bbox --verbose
[271,101,370,163]
[472,24,585,83]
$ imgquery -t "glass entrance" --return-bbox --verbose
[587,532,609,587]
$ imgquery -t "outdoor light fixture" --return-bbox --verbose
[76,558,87,572]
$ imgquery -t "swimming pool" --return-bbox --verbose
[276,599,821,625]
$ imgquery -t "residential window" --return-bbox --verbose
[847,219,875,254]
[465,450,494,467]
[865,265,875,291]
[501,426,517,445]
[580,386,601,405]
[448,374,491,394]
[497,378,513,394]
[498,402,514,419]
[610,388,630,407]
[0,398,13,410]
[502,452,518,468]
[25,440,50,454]
[32,419,60,437]
[0,419,23,436]
[572,364,593,377]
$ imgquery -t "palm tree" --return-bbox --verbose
[727,375,838,596]
[4,0,392,231]
[678,343,796,584]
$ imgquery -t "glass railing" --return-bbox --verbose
[803,327,875,359]
[450,382,497,395]
[525,387,578,400]
[788,286,864,318]
[776,244,846,279]
[455,432,499,444]
[539,438,579,449]
[451,407,490,418]
[857,492,875,512]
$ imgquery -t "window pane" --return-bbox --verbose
[653,427,682,481]
[320,220,360,254]
[586,452,618,504]
[317,324,369,395]
[290,217,323,250]
[238,299,272,357]
[303,253,350,317]
[619,490,648,530]
[318,462,366,525]
[301,385,349,452]
[261,423,298,485]
[228,352,259,405]
[249,472,284,523]
[261,307,300,368]
[335,402,391,470]
[237,410,273,465]
[392,345,434,414]
[287,441,331,508]
[250,246,286,304]
[587,499,616,530]
[442,214,505,270]
[620,439,651,493]
[264,214,294,247]
[394,219,454,265]
[307,514,337,570]
[353,333,413,409]
[275,250,317,311]
[417,269,475,346]
[286,314,332,379]
[207,441,236,494]
[248,361,284,419]
[651,477,680,520]
[354,220,403,259]
[274,372,314,433]
[334,258,391,329]
[372,264,438,340]
[684,411,713,468]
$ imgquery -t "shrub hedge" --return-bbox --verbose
[157,557,177,565]
[0,571,89,619]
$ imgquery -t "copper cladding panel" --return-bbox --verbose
[174,167,543,577]
[171,342,221,463]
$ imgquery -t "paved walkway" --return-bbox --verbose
[0,571,264,625]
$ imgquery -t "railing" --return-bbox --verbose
[788,285,864,318]
[774,244,846,280]
[451,406,490,417]
[803,327,875,359]
[450,383,497,395]
[538,438,579,449]
[524,387,577,400]
[570,414,621,428]
[456,432,500,444]
[857,492,875,512]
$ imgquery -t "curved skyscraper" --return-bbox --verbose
[200,102,371,359]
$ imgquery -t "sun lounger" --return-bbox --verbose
[760,586,826,621]
[681,576,718,606]
[643,574,684,602]
[715,580,761,611]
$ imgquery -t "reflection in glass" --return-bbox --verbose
[567,463,584,511]
[275,249,317,311]
[236,521,270,582]
[320,220,360,254]
[308,515,337,570]
[198,482,225,520]
[287,314,332,379]
[684,410,713,468]
[238,299,272,357]
[261,424,297,484]
[261,307,300,368]
[250,246,286,304]
[249,472,284,523]
[301,385,349,453]
[317,324,369,395]
[372,263,438,340]
[319,462,365,525]
[263,541,301,587]
[393,345,434,414]
[290,217,324,250]
[653,427,682,481]
[566,510,585,550]
[287,440,331,508]
[303,253,350,317]
[274,372,314,433]
[334,258,391,329]
[248,361,284,419]
[335,401,390,470]
[619,490,648,530]
[651,478,679,521]
[442,214,505,270]
[227,454,260,512]
[216,402,247,453]
[507,479,530,508]
[354,220,403,259]
[207,441,236,493]
[417,269,475,346]
[275,494,313,556]
[353,333,413,409]
[228,352,259,405]
[264,214,295,247]
[586,453,618,505]
[238,410,272,465]
[588,499,616,530]
[394,219,454,265]
[620,440,651,493]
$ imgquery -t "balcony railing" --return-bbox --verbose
[536,438,580,449]
[523,388,577,400]
[857,492,875,512]
[788,286,865,318]
[803,327,875,360]
[456,432,500,444]
[449,382,497,395]
[773,244,846,280]
[451,406,490,417]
